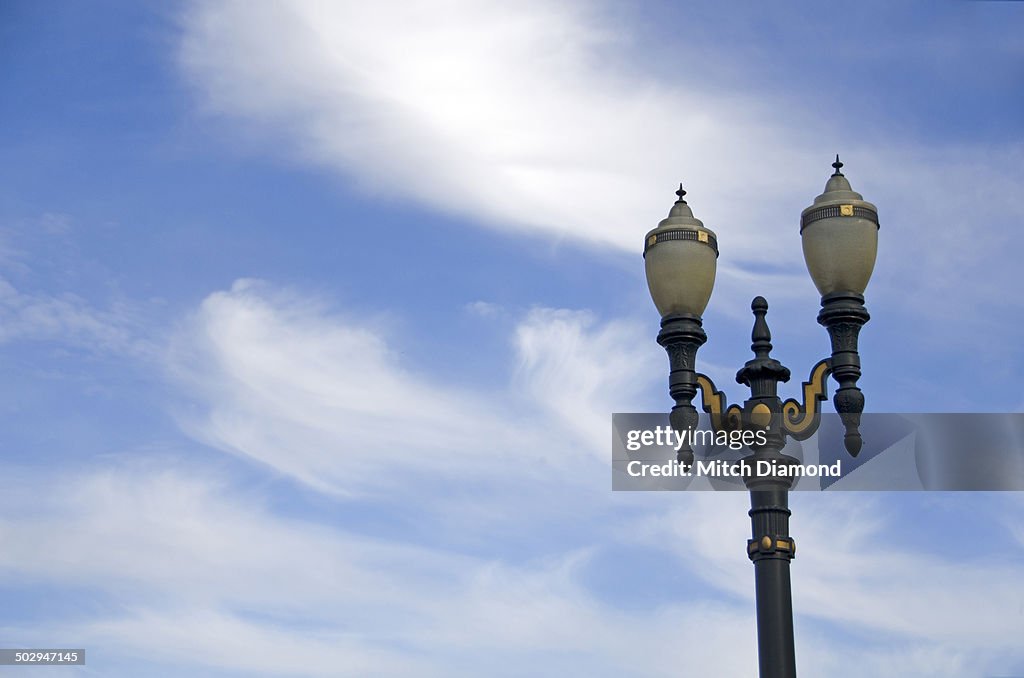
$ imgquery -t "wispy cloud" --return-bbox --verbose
[0,273,1016,675]
[167,279,658,497]
[0,461,763,677]
[177,0,824,262]
[0,276,143,355]
[2,456,1020,676]
[635,492,1024,654]
[177,2,1023,261]
[176,0,1024,392]
[163,281,1022,670]
[514,306,659,450]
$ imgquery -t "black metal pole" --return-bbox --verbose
[747,487,797,678]
[736,297,797,678]
[656,297,823,677]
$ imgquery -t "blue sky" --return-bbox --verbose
[0,1,1022,675]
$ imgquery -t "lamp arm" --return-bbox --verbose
[695,373,743,434]
[780,359,832,440]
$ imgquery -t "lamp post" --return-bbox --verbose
[643,157,878,678]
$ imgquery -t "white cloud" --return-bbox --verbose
[463,300,502,318]
[159,281,1024,671]
[177,1,1024,261]
[635,492,1024,654]
[82,609,427,677]
[177,0,824,264]
[514,306,660,450]
[176,0,1024,380]
[2,458,1020,677]
[0,461,763,677]
[168,280,658,497]
[0,276,144,355]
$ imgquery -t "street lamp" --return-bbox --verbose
[643,157,879,678]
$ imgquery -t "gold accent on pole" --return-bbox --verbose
[760,536,772,550]
[696,374,724,416]
[840,204,854,216]
[751,403,772,428]
[776,539,791,551]
[698,230,709,243]
[647,234,657,247]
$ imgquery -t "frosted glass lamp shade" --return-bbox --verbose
[801,217,878,296]
[645,236,717,316]
[643,189,718,317]
[800,164,879,296]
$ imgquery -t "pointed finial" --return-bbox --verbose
[735,295,792,389]
[674,183,687,204]
[750,296,772,358]
[831,154,844,176]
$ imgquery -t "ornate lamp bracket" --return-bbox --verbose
[780,359,832,440]
[695,373,742,433]
[697,358,833,442]
[680,297,865,458]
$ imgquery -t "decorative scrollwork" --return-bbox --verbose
[781,359,831,439]
[695,374,742,433]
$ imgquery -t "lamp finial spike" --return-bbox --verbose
[831,154,844,176]
[675,183,687,204]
